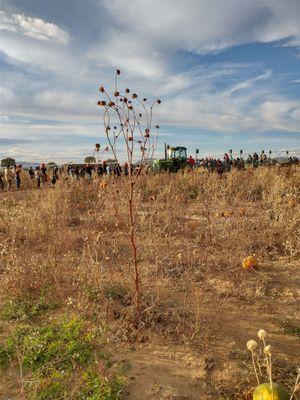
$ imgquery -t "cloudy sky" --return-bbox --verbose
[0,0,300,162]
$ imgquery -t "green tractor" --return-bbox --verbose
[153,145,188,172]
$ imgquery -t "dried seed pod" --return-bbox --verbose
[125,88,130,93]
[108,101,115,107]
[157,99,161,104]
[155,125,160,129]
[145,128,150,133]
[106,126,111,131]
[128,105,133,110]
[132,93,138,99]
[119,98,123,102]
[145,132,150,138]
[123,97,128,103]
[246,339,258,352]
[143,98,147,102]
[114,91,120,97]
[139,113,142,117]
[97,101,106,106]
[128,136,133,141]
[258,329,267,340]
[116,69,121,75]
[99,86,105,92]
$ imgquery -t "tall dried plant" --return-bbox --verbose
[97,69,161,322]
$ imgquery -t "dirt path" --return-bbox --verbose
[111,344,210,400]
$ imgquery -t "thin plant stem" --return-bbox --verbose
[290,368,300,400]
[251,351,260,386]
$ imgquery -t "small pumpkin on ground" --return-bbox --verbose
[287,198,296,208]
[253,382,289,400]
[100,180,108,189]
[221,210,232,218]
[242,255,258,269]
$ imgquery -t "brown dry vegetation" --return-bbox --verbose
[0,166,299,399]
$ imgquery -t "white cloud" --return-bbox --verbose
[258,100,300,131]
[224,70,272,95]
[88,29,167,79]
[88,0,300,82]
[2,62,300,139]
[0,32,79,76]
[0,10,70,44]
[101,0,300,55]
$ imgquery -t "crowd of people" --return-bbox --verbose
[0,163,61,191]
[66,161,133,180]
[0,151,298,191]
[0,164,22,190]
[197,152,299,174]
[0,161,141,191]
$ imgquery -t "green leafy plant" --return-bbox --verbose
[2,317,94,374]
[33,370,68,400]
[1,296,56,321]
[78,370,124,400]
[0,317,125,399]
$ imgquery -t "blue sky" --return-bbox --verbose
[0,0,300,162]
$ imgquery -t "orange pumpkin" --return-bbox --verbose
[287,198,296,208]
[221,210,232,218]
[100,180,108,189]
[242,255,258,269]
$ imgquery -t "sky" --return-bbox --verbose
[0,0,300,162]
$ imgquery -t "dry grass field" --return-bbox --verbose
[0,166,299,399]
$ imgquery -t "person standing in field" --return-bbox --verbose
[15,165,22,189]
[4,165,13,190]
[123,162,129,176]
[35,166,41,188]
[28,166,35,183]
[0,173,4,190]
[85,164,93,182]
[51,167,58,185]
[40,163,48,187]
[187,155,196,168]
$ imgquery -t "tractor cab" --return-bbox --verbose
[167,146,187,160]
[153,145,188,172]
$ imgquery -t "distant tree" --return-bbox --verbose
[105,158,118,165]
[47,162,57,169]
[1,157,16,167]
[84,156,96,164]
